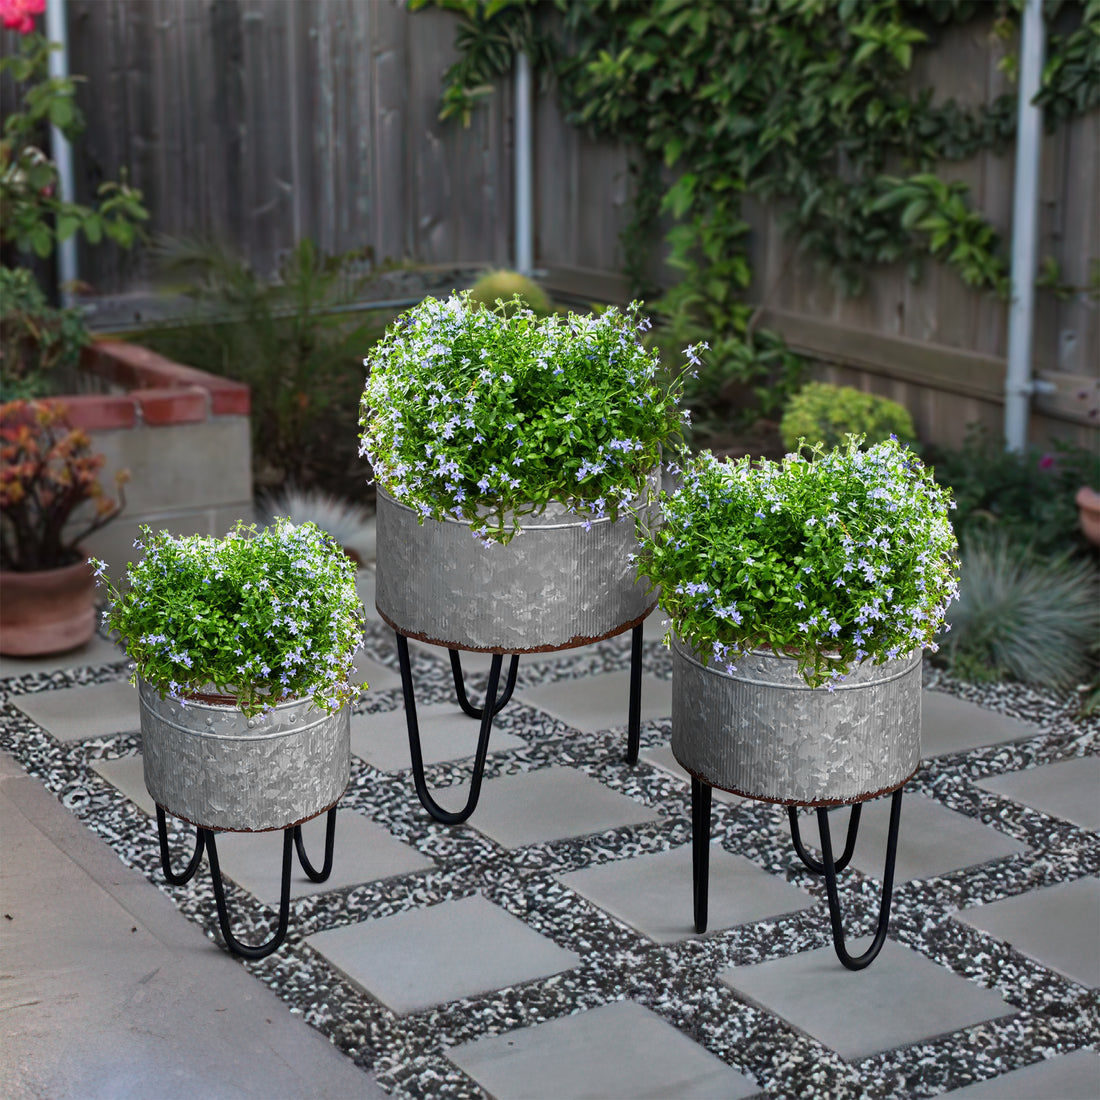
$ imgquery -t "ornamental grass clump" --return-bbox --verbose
[635,436,959,688]
[359,293,687,543]
[95,519,366,718]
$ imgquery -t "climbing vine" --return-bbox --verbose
[415,0,1099,433]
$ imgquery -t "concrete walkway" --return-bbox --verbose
[1,575,1097,1099]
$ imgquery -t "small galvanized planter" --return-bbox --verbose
[375,485,658,823]
[140,680,351,959]
[671,636,922,970]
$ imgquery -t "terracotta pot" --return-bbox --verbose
[0,553,97,657]
[1075,486,1100,547]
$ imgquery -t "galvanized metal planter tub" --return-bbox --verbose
[375,481,658,652]
[139,679,351,832]
[671,635,921,806]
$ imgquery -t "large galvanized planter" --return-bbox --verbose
[671,635,922,806]
[375,482,658,652]
[139,679,351,832]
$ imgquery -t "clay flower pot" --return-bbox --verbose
[1075,486,1100,546]
[0,553,97,657]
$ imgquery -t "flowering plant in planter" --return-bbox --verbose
[635,435,959,687]
[94,519,366,718]
[359,293,688,543]
[0,398,127,571]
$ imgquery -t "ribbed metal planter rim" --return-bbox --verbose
[375,478,658,652]
[139,679,351,832]
[671,635,921,807]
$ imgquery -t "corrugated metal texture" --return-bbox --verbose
[374,486,657,652]
[139,679,350,831]
[671,637,922,806]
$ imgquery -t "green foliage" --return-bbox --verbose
[95,520,366,719]
[0,267,88,399]
[941,529,1099,693]
[780,382,918,453]
[634,437,959,687]
[468,269,552,315]
[141,238,381,491]
[929,426,1100,558]
[418,0,1097,434]
[1,32,148,260]
[360,293,686,543]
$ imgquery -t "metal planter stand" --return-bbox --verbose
[139,681,351,958]
[376,487,655,824]
[673,638,921,970]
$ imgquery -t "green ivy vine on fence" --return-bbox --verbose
[415,0,1099,434]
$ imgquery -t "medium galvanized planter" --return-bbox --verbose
[139,679,351,832]
[674,633,922,969]
[375,484,658,652]
[671,635,921,806]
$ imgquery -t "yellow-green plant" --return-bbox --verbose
[780,382,917,453]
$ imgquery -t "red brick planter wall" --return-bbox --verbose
[68,341,254,580]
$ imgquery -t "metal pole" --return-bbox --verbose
[514,50,533,275]
[45,0,78,306]
[1004,0,1046,453]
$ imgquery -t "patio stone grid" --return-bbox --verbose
[0,613,1097,1100]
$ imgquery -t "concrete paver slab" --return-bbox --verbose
[921,691,1041,757]
[90,754,154,817]
[0,751,385,1100]
[13,679,140,742]
[936,1048,1100,1098]
[306,893,579,1016]
[516,670,672,732]
[641,744,745,805]
[953,877,1100,987]
[0,633,124,679]
[558,844,813,943]
[469,766,663,849]
[975,756,1100,832]
[351,703,524,772]
[214,807,435,904]
[353,650,402,692]
[721,941,1017,1060]
[448,1000,761,1099]
[807,792,1027,882]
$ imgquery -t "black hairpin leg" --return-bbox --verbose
[450,648,519,719]
[815,788,903,971]
[396,630,504,824]
[692,776,713,933]
[155,804,339,959]
[156,804,204,885]
[626,622,644,765]
[789,803,862,874]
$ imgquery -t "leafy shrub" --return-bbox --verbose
[468,269,552,316]
[940,530,1099,693]
[141,238,382,494]
[780,382,917,453]
[361,294,686,543]
[634,437,959,687]
[0,267,88,400]
[95,519,366,718]
[929,427,1100,559]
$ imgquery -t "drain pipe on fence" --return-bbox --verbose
[1004,0,1055,452]
[46,0,78,307]
[514,49,534,277]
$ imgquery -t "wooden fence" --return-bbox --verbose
[28,2,1100,449]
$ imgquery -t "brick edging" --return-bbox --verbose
[64,341,251,431]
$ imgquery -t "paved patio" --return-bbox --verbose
[1,568,1097,1099]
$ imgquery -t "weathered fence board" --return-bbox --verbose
[11,2,1099,448]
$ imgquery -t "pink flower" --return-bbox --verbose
[1,0,45,34]
[1038,453,1056,470]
